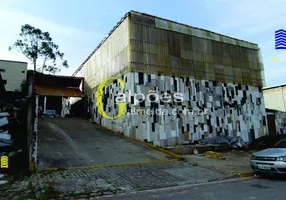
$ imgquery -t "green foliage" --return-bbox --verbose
[9,24,68,74]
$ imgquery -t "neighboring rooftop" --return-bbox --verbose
[0,59,28,64]
[263,83,286,91]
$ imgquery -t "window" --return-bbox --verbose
[2,80,7,85]
[22,71,25,73]
[0,69,6,72]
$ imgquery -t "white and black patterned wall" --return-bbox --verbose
[91,72,267,147]
[275,111,286,135]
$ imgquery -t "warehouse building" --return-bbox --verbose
[263,84,286,112]
[72,11,267,146]
[263,84,286,135]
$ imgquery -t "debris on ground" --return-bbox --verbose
[0,117,9,127]
[0,113,13,151]
[0,99,29,176]
[0,130,11,140]
[0,180,8,185]
[0,112,10,117]
[199,135,246,148]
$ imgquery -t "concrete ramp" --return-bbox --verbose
[38,118,170,169]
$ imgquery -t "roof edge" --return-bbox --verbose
[0,59,28,64]
[263,83,286,91]
[72,10,259,77]
[129,10,258,46]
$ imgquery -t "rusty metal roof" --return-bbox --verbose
[34,86,84,97]
[35,72,83,88]
[30,72,84,97]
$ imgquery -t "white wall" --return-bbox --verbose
[0,59,27,92]
[263,86,286,112]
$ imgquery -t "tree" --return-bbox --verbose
[9,24,68,74]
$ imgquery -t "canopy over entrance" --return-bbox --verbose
[32,72,84,97]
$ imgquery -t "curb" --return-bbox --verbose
[188,160,255,179]
[38,159,177,172]
[99,125,184,160]
[201,165,254,178]
[210,166,255,178]
[203,151,224,159]
[36,171,248,199]
[239,171,255,178]
[129,137,183,160]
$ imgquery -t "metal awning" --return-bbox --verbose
[29,72,85,97]
[34,86,84,97]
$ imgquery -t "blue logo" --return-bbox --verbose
[275,29,286,50]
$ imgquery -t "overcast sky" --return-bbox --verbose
[0,0,285,87]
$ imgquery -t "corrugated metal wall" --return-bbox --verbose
[81,17,130,95]
[76,11,265,96]
[129,12,264,87]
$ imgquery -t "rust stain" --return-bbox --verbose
[35,86,84,97]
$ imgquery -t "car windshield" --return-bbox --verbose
[274,138,286,148]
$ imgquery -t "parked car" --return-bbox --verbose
[250,137,286,175]
[42,110,57,118]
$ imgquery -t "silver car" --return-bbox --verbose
[250,137,286,174]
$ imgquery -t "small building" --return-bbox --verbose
[73,11,267,146]
[263,85,286,135]
[0,59,27,92]
[263,84,286,112]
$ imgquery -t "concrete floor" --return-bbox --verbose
[37,117,169,169]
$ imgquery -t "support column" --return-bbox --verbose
[30,95,39,172]
[44,96,47,112]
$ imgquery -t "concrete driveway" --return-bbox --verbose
[37,117,169,169]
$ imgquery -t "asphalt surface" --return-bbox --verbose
[98,177,286,200]
[37,117,169,169]
[186,151,253,174]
